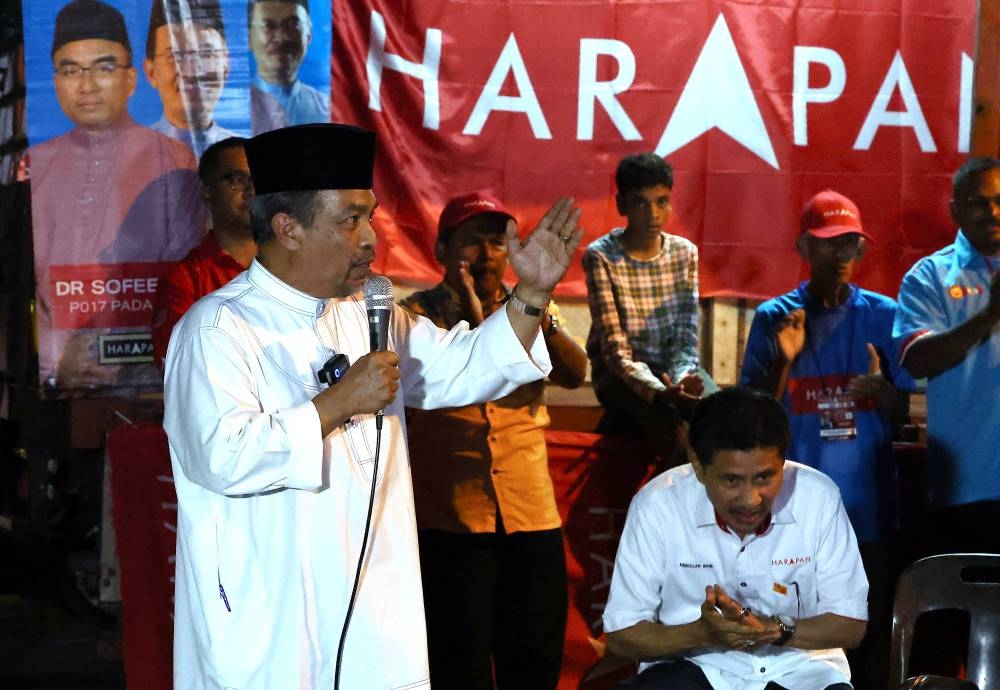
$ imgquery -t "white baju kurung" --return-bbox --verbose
[163,260,551,690]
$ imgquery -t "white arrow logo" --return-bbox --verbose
[655,14,779,169]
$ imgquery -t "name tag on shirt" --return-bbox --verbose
[788,376,858,441]
[817,388,857,441]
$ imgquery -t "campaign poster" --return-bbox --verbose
[23,0,331,395]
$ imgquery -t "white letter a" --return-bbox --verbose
[463,34,552,139]
[655,14,778,169]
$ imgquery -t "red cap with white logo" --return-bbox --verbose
[800,190,874,242]
[437,191,516,239]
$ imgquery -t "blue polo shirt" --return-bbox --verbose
[741,283,916,542]
[894,230,1000,507]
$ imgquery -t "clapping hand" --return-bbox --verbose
[656,372,702,415]
[699,585,780,651]
[848,342,897,413]
[775,309,806,363]
[456,260,486,326]
[847,343,884,400]
[678,371,705,397]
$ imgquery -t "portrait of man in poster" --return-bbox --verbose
[249,0,329,133]
[143,0,239,158]
[28,0,206,392]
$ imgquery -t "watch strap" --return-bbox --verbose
[508,286,548,317]
[771,616,795,646]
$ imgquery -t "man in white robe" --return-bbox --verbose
[163,123,583,690]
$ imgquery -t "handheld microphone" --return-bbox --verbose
[364,276,394,429]
[364,275,393,352]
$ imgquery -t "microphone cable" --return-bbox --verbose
[334,277,394,689]
[334,421,382,690]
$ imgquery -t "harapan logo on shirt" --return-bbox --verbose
[787,376,876,415]
[772,555,812,566]
[948,284,983,299]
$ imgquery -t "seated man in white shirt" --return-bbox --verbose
[603,387,868,690]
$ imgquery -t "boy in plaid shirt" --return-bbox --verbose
[583,153,703,452]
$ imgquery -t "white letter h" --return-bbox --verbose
[367,10,442,129]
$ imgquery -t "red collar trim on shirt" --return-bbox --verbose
[715,511,772,536]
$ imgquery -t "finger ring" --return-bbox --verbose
[743,640,754,648]
[739,607,751,617]
[558,233,571,241]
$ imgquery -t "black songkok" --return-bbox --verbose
[146,0,227,60]
[246,124,376,195]
[51,0,132,58]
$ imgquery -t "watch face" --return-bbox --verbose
[777,615,795,630]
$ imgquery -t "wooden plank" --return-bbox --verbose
[709,299,742,386]
[973,0,1000,155]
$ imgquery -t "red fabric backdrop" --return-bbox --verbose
[547,431,662,689]
[108,423,175,690]
[332,0,974,300]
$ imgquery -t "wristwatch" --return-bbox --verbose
[508,286,549,317]
[771,615,796,646]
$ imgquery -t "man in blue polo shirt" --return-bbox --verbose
[740,190,915,690]
[894,156,1000,555]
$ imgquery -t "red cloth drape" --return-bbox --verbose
[546,431,663,689]
[333,0,974,300]
[108,422,176,690]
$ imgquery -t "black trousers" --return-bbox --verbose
[618,658,853,690]
[846,539,895,690]
[418,527,568,690]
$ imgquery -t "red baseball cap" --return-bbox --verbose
[800,190,874,242]
[437,191,515,239]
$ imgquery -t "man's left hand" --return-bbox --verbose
[678,371,705,397]
[704,585,782,649]
[507,197,583,301]
[848,343,895,410]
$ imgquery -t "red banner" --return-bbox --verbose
[333,0,974,300]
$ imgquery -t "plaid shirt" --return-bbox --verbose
[583,228,699,403]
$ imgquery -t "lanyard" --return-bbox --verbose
[803,289,857,389]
